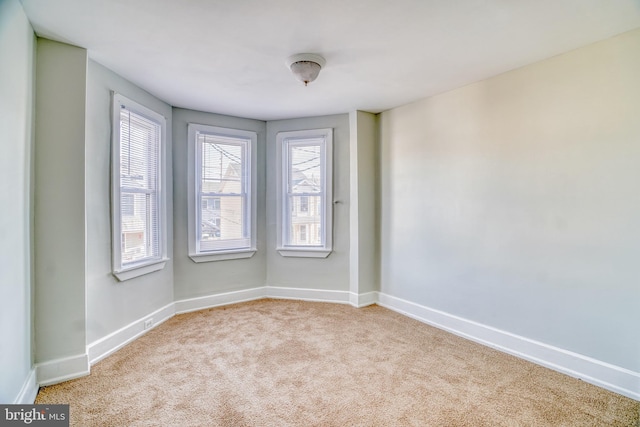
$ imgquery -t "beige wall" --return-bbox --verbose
[379,28,640,371]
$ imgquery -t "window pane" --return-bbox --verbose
[288,195,322,246]
[119,106,161,266]
[219,195,245,239]
[277,128,332,256]
[201,137,244,195]
[200,195,245,241]
[120,110,159,191]
[200,196,221,240]
[288,144,321,194]
[121,192,159,263]
[194,129,253,254]
[121,193,134,216]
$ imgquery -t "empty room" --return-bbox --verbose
[1,0,639,425]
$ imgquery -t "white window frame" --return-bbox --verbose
[111,93,168,281]
[187,123,257,262]
[276,128,333,258]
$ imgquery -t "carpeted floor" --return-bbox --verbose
[36,299,639,426]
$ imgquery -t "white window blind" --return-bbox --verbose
[187,124,257,262]
[277,128,333,258]
[112,93,166,280]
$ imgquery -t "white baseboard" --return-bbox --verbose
[265,286,350,304]
[36,353,89,386]
[87,302,175,365]
[14,368,38,404]
[174,286,353,314]
[377,292,640,401]
[57,286,638,402]
[349,291,379,308]
[174,287,266,314]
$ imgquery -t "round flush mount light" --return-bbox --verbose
[286,53,326,86]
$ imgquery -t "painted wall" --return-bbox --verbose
[266,115,350,290]
[172,108,266,299]
[379,29,640,372]
[85,60,174,344]
[34,39,87,365]
[349,111,378,298]
[0,0,35,403]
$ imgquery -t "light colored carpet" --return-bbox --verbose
[36,299,639,426]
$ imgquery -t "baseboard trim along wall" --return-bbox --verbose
[72,286,638,402]
[174,287,265,314]
[14,368,38,404]
[87,302,176,365]
[36,353,89,387]
[377,292,640,401]
[265,286,350,304]
[349,291,378,308]
[175,286,353,314]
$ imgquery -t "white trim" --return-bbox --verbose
[36,353,89,386]
[189,249,256,263]
[14,369,38,404]
[277,248,331,258]
[349,291,379,308]
[276,128,333,256]
[87,303,175,365]
[113,258,167,281]
[377,292,640,401]
[265,286,349,304]
[36,286,637,401]
[111,92,168,281]
[187,123,257,262]
[174,286,352,314]
[175,287,266,314]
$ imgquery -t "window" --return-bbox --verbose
[112,93,167,280]
[202,197,221,211]
[121,193,134,216]
[300,196,309,213]
[277,128,333,258]
[187,124,257,262]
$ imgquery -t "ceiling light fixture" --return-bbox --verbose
[287,53,326,86]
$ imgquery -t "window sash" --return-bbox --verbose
[281,136,329,249]
[112,93,166,278]
[119,108,161,265]
[195,130,252,254]
[120,191,159,263]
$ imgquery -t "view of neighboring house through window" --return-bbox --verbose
[111,93,167,280]
[300,196,309,213]
[187,124,257,262]
[277,128,333,258]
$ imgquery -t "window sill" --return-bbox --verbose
[113,258,168,281]
[277,248,331,258]
[189,249,256,263]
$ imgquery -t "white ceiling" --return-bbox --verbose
[20,0,640,121]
